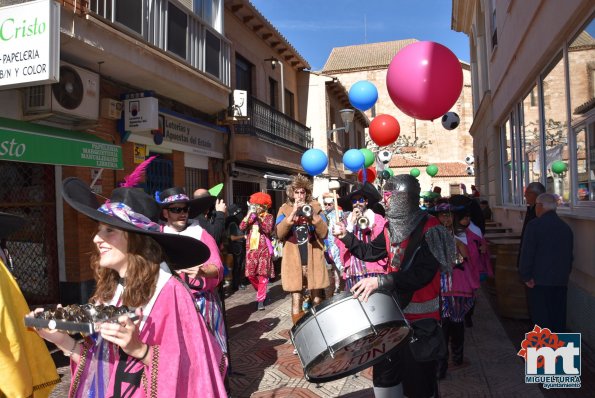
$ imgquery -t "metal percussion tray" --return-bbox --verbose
[24,317,97,334]
[24,313,138,335]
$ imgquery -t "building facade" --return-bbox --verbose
[452,0,595,342]
[0,0,232,303]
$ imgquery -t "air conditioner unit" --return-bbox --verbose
[23,62,99,122]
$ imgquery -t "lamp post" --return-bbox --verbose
[264,57,285,114]
[327,108,355,139]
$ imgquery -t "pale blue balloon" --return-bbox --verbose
[301,148,328,176]
[349,81,378,111]
[343,149,365,172]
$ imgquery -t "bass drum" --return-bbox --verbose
[290,290,411,383]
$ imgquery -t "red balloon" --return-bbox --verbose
[386,41,463,121]
[357,167,377,183]
[369,114,400,147]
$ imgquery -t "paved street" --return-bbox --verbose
[49,277,591,397]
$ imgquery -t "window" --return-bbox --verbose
[284,89,295,118]
[235,54,253,95]
[269,78,278,110]
[115,0,142,34]
[568,17,595,125]
[501,117,514,204]
[168,3,188,59]
[205,29,221,77]
[193,0,222,33]
[521,84,541,201]
[575,122,595,203]
[541,54,570,205]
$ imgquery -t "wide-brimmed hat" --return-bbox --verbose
[61,178,210,269]
[156,187,216,219]
[0,211,25,239]
[337,182,381,212]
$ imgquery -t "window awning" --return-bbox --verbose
[0,117,123,169]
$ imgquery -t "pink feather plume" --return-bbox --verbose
[120,155,158,187]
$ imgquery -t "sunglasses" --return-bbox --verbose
[351,197,366,204]
[324,202,334,206]
[167,206,189,214]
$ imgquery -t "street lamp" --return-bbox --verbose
[327,108,355,138]
[264,57,285,113]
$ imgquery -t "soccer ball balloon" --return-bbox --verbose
[465,155,474,165]
[441,112,460,130]
[466,166,474,176]
[377,150,393,165]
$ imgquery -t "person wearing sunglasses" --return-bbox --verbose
[158,187,228,358]
[321,192,343,295]
[276,174,329,326]
[336,182,388,291]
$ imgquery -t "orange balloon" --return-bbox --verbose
[369,114,400,147]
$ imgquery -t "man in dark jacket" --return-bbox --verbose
[517,182,546,267]
[519,193,573,332]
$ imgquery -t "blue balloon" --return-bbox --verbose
[349,81,378,111]
[343,149,365,172]
[301,148,328,176]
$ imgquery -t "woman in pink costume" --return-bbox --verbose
[30,177,227,398]
[240,192,275,310]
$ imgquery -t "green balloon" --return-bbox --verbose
[387,168,395,177]
[551,160,568,174]
[426,164,439,177]
[410,168,421,178]
[360,148,375,168]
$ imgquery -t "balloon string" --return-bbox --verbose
[362,167,367,183]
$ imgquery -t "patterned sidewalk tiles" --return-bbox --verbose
[49,276,591,397]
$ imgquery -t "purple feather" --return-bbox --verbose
[120,155,158,188]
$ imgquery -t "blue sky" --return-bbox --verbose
[250,0,470,71]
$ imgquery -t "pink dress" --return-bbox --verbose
[240,212,275,278]
[70,264,227,398]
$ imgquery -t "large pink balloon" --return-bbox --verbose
[386,41,463,121]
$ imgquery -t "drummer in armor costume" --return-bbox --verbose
[336,182,389,291]
[276,174,329,325]
[334,174,455,398]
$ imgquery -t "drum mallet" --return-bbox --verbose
[328,180,341,224]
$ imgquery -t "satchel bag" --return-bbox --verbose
[409,318,447,362]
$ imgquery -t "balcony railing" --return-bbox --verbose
[236,96,312,151]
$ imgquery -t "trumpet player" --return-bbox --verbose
[276,174,329,325]
[336,182,389,290]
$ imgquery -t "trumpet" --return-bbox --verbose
[248,204,258,214]
[357,216,370,229]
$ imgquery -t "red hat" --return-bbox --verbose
[249,192,272,208]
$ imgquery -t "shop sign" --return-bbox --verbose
[0,129,123,169]
[0,0,60,88]
[124,96,159,132]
